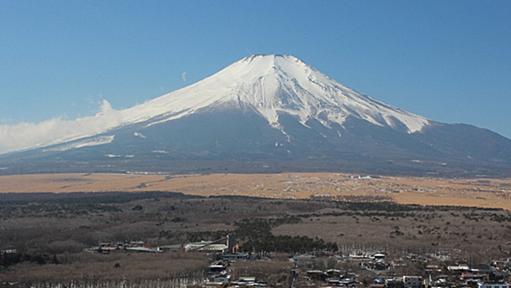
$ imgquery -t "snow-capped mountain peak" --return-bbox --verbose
[4,55,511,177]
[120,54,429,133]
[0,54,430,155]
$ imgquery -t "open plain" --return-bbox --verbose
[1,172,511,210]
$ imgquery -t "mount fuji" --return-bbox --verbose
[2,55,511,176]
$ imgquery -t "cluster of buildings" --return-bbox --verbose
[84,237,511,288]
[376,276,423,288]
[302,269,358,287]
[291,251,511,288]
[425,262,510,288]
[204,260,268,287]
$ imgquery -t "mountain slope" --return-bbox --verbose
[2,54,511,176]
[119,54,429,134]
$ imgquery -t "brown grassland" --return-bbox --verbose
[2,172,511,284]
[1,172,511,210]
[1,188,511,284]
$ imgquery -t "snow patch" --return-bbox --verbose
[45,135,115,152]
[106,153,134,158]
[106,154,122,158]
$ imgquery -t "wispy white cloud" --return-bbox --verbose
[0,100,124,154]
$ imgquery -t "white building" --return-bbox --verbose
[478,283,509,288]
[184,241,228,253]
[448,265,470,272]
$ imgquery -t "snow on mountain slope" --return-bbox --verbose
[0,54,430,154]
[4,55,511,176]
[43,135,115,152]
[120,54,429,133]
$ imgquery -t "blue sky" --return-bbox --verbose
[1,0,510,138]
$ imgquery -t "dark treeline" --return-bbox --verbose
[0,252,59,269]
[235,218,338,253]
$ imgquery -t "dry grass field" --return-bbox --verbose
[0,252,208,283]
[1,172,511,210]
